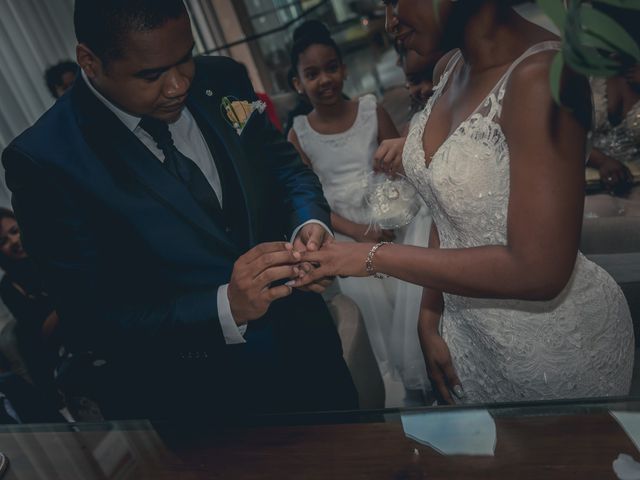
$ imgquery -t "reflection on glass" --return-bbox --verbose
[0,421,177,479]
[401,409,496,456]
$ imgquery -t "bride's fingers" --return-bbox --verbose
[300,250,324,264]
[443,362,464,400]
[429,363,454,405]
[292,266,328,288]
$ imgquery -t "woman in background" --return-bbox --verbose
[0,208,62,415]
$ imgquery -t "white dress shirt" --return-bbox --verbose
[82,72,330,344]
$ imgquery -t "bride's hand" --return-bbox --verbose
[420,333,464,405]
[292,241,373,288]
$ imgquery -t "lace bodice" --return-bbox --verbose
[403,43,634,403]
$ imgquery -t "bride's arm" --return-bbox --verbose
[417,223,463,404]
[297,53,591,301]
[418,222,442,337]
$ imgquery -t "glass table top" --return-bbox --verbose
[1,396,640,479]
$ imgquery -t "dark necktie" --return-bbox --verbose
[139,116,222,217]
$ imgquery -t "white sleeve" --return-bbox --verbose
[217,284,247,344]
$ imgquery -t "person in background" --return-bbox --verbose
[283,21,350,137]
[0,208,62,418]
[287,21,401,394]
[374,42,445,176]
[583,7,639,218]
[394,40,443,127]
[0,350,64,424]
[44,61,79,99]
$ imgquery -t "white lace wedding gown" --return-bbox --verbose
[403,42,634,403]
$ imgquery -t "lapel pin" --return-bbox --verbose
[205,89,213,97]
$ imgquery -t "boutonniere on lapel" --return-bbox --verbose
[220,96,266,135]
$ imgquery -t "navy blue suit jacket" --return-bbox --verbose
[2,56,336,365]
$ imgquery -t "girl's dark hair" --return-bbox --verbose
[289,20,342,74]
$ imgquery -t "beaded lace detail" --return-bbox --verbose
[403,44,634,403]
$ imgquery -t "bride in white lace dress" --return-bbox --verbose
[295,0,634,404]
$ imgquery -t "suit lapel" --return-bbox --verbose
[186,89,260,246]
[72,77,241,256]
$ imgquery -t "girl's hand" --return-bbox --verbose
[294,241,373,287]
[419,332,464,405]
[352,225,395,243]
[374,137,406,177]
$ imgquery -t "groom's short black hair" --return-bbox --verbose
[74,0,188,62]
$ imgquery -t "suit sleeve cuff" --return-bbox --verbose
[290,220,333,244]
[217,284,247,344]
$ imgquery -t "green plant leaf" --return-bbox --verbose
[593,0,640,11]
[536,0,567,33]
[580,4,640,60]
[578,30,616,51]
[549,50,564,105]
[563,42,620,76]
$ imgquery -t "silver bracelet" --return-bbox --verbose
[365,242,392,279]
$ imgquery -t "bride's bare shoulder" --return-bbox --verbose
[504,50,591,130]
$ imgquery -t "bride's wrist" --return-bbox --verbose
[365,241,392,279]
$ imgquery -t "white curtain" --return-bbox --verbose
[0,0,76,207]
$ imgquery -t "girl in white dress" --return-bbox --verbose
[294,0,634,405]
[287,25,401,380]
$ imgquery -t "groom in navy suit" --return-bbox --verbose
[2,0,357,419]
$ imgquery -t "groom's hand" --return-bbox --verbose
[228,242,301,326]
[294,223,333,252]
[293,224,335,293]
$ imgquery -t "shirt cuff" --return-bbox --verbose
[217,284,247,344]
[290,219,333,244]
